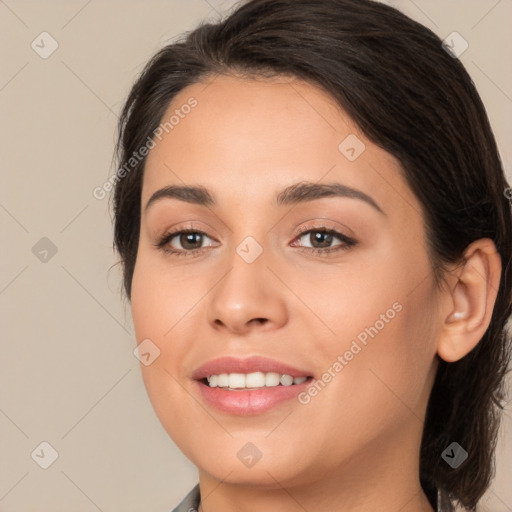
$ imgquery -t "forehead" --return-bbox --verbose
[141,74,416,216]
[146,74,353,170]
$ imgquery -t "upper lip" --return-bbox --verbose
[191,356,313,380]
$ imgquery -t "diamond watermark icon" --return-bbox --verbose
[236,236,263,264]
[31,32,59,59]
[237,442,263,468]
[442,32,468,59]
[338,134,366,162]
[134,338,161,366]
[441,442,468,468]
[32,237,58,263]
[31,441,59,469]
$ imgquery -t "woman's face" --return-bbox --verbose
[131,75,441,488]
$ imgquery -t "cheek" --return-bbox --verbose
[325,278,439,423]
[301,298,438,476]
[130,250,203,342]
[305,242,439,431]
[129,249,212,413]
[130,259,201,455]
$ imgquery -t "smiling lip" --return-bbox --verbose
[191,355,314,416]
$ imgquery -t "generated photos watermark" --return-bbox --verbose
[93,97,198,200]
[298,301,403,405]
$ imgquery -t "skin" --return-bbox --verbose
[130,74,501,511]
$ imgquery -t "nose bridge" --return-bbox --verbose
[206,231,288,333]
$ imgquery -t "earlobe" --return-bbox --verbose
[437,238,501,363]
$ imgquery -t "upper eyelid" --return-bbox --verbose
[295,222,352,237]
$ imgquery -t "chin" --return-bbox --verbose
[188,434,329,488]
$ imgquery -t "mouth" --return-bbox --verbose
[192,356,314,415]
[200,372,311,390]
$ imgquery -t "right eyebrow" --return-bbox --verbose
[145,185,215,212]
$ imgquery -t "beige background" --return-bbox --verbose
[0,0,511,510]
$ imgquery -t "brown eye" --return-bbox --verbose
[155,229,217,256]
[302,231,336,249]
[177,232,204,250]
[293,228,356,254]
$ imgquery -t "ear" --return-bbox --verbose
[437,238,502,363]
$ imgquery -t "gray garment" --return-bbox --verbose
[171,484,442,511]
[171,484,200,512]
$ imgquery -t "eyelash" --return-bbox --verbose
[154,224,357,258]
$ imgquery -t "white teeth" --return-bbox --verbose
[246,372,265,388]
[206,372,309,389]
[265,372,280,387]
[217,373,229,387]
[228,373,246,389]
[280,374,294,386]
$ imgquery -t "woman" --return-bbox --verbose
[111,0,511,510]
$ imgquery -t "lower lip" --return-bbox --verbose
[194,379,312,415]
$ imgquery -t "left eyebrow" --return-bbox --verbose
[144,181,385,215]
[274,181,385,215]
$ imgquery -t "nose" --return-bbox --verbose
[206,245,289,335]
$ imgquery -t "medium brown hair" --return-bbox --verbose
[111,1,512,509]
